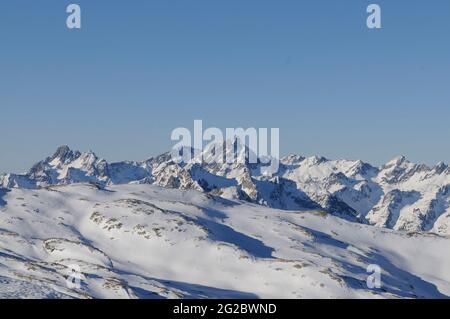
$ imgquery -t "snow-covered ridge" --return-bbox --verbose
[0,183,449,298]
[1,145,450,235]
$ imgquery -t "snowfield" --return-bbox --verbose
[0,183,449,299]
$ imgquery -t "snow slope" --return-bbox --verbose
[0,184,449,299]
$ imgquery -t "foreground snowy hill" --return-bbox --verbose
[1,145,450,235]
[0,183,449,298]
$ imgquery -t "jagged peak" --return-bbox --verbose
[385,155,408,167]
[434,161,447,168]
[346,160,378,177]
[304,155,328,166]
[188,138,259,168]
[78,150,99,161]
[433,161,449,174]
[48,145,82,165]
[52,145,76,159]
[281,154,305,165]
[382,156,433,173]
[54,144,70,154]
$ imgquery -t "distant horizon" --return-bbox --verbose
[1,1,449,172]
[1,142,448,176]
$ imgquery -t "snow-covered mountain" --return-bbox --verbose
[0,183,449,298]
[1,145,450,235]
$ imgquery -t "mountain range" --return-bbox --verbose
[1,144,450,235]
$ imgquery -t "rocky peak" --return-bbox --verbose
[281,155,305,166]
[50,145,82,165]
[433,162,449,175]
[304,155,328,166]
[346,160,378,178]
[383,156,408,169]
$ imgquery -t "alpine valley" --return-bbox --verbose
[0,144,449,298]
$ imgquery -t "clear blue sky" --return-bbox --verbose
[1,0,449,173]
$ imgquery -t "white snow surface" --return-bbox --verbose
[0,183,449,299]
